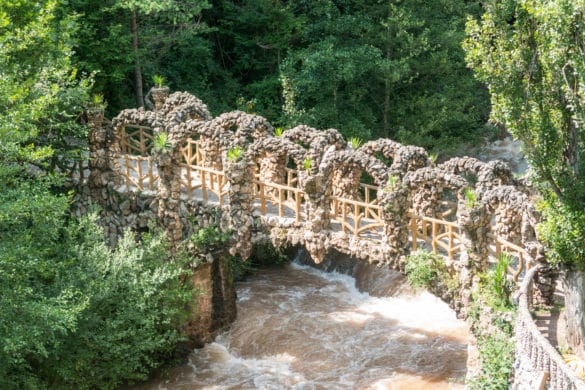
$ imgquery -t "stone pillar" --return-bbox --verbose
[151,87,170,111]
[224,157,254,258]
[298,170,329,263]
[155,147,183,247]
[380,188,409,265]
[87,109,107,203]
[258,151,287,199]
[456,202,490,317]
[183,253,237,348]
[198,135,222,170]
[411,186,441,221]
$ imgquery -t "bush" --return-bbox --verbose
[468,333,514,390]
[0,209,192,389]
[405,249,455,291]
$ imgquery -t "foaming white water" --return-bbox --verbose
[138,262,470,389]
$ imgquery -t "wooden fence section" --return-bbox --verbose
[253,179,304,222]
[487,233,532,283]
[330,196,384,237]
[120,126,154,156]
[360,182,378,203]
[178,139,228,205]
[409,213,464,260]
[120,155,159,191]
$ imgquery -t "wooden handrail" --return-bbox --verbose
[253,179,303,222]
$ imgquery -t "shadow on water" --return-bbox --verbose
[131,247,470,389]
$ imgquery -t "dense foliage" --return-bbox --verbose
[464,0,585,268]
[63,0,491,153]
[0,2,192,388]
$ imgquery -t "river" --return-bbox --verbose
[138,258,470,389]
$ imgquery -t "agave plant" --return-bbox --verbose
[89,93,107,110]
[384,175,398,192]
[153,74,166,88]
[227,146,244,162]
[303,157,312,170]
[153,132,172,153]
[464,187,477,209]
[274,127,284,137]
[349,137,363,150]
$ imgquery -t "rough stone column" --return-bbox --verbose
[379,187,410,265]
[224,156,254,258]
[298,170,329,263]
[411,186,441,221]
[495,203,522,243]
[155,146,183,248]
[87,109,107,202]
[151,87,170,111]
[455,202,490,317]
[198,135,223,170]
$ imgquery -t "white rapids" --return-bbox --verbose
[139,261,470,389]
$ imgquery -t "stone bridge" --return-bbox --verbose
[79,90,583,389]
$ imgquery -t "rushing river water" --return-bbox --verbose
[140,260,470,389]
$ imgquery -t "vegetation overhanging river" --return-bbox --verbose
[138,253,470,389]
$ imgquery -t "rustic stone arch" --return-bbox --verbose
[360,139,430,177]
[320,148,389,195]
[246,136,309,194]
[439,157,513,192]
[197,111,273,149]
[481,185,528,244]
[281,125,346,172]
[403,167,468,220]
[158,92,212,126]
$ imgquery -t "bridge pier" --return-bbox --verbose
[183,252,237,348]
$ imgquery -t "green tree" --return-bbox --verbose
[465,0,585,354]
[63,0,212,112]
[0,2,192,387]
[281,0,490,151]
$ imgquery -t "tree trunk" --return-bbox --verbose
[131,9,144,108]
[563,269,585,357]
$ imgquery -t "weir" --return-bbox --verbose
[77,90,583,389]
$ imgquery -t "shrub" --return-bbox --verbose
[43,216,192,389]
[0,209,192,389]
[405,250,451,288]
[189,226,231,251]
[468,333,514,390]
[538,198,585,269]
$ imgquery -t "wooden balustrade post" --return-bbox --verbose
[354,203,359,237]
[432,221,438,253]
[296,191,301,222]
[411,217,418,252]
[201,170,208,203]
[278,188,284,217]
[260,183,267,215]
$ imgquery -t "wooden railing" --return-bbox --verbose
[120,126,154,156]
[487,233,532,283]
[359,182,378,206]
[409,213,464,260]
[120,155,159,191]
[330,196,384,237]
[253,179,304,222]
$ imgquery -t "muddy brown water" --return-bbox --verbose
[137,261,470,389]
